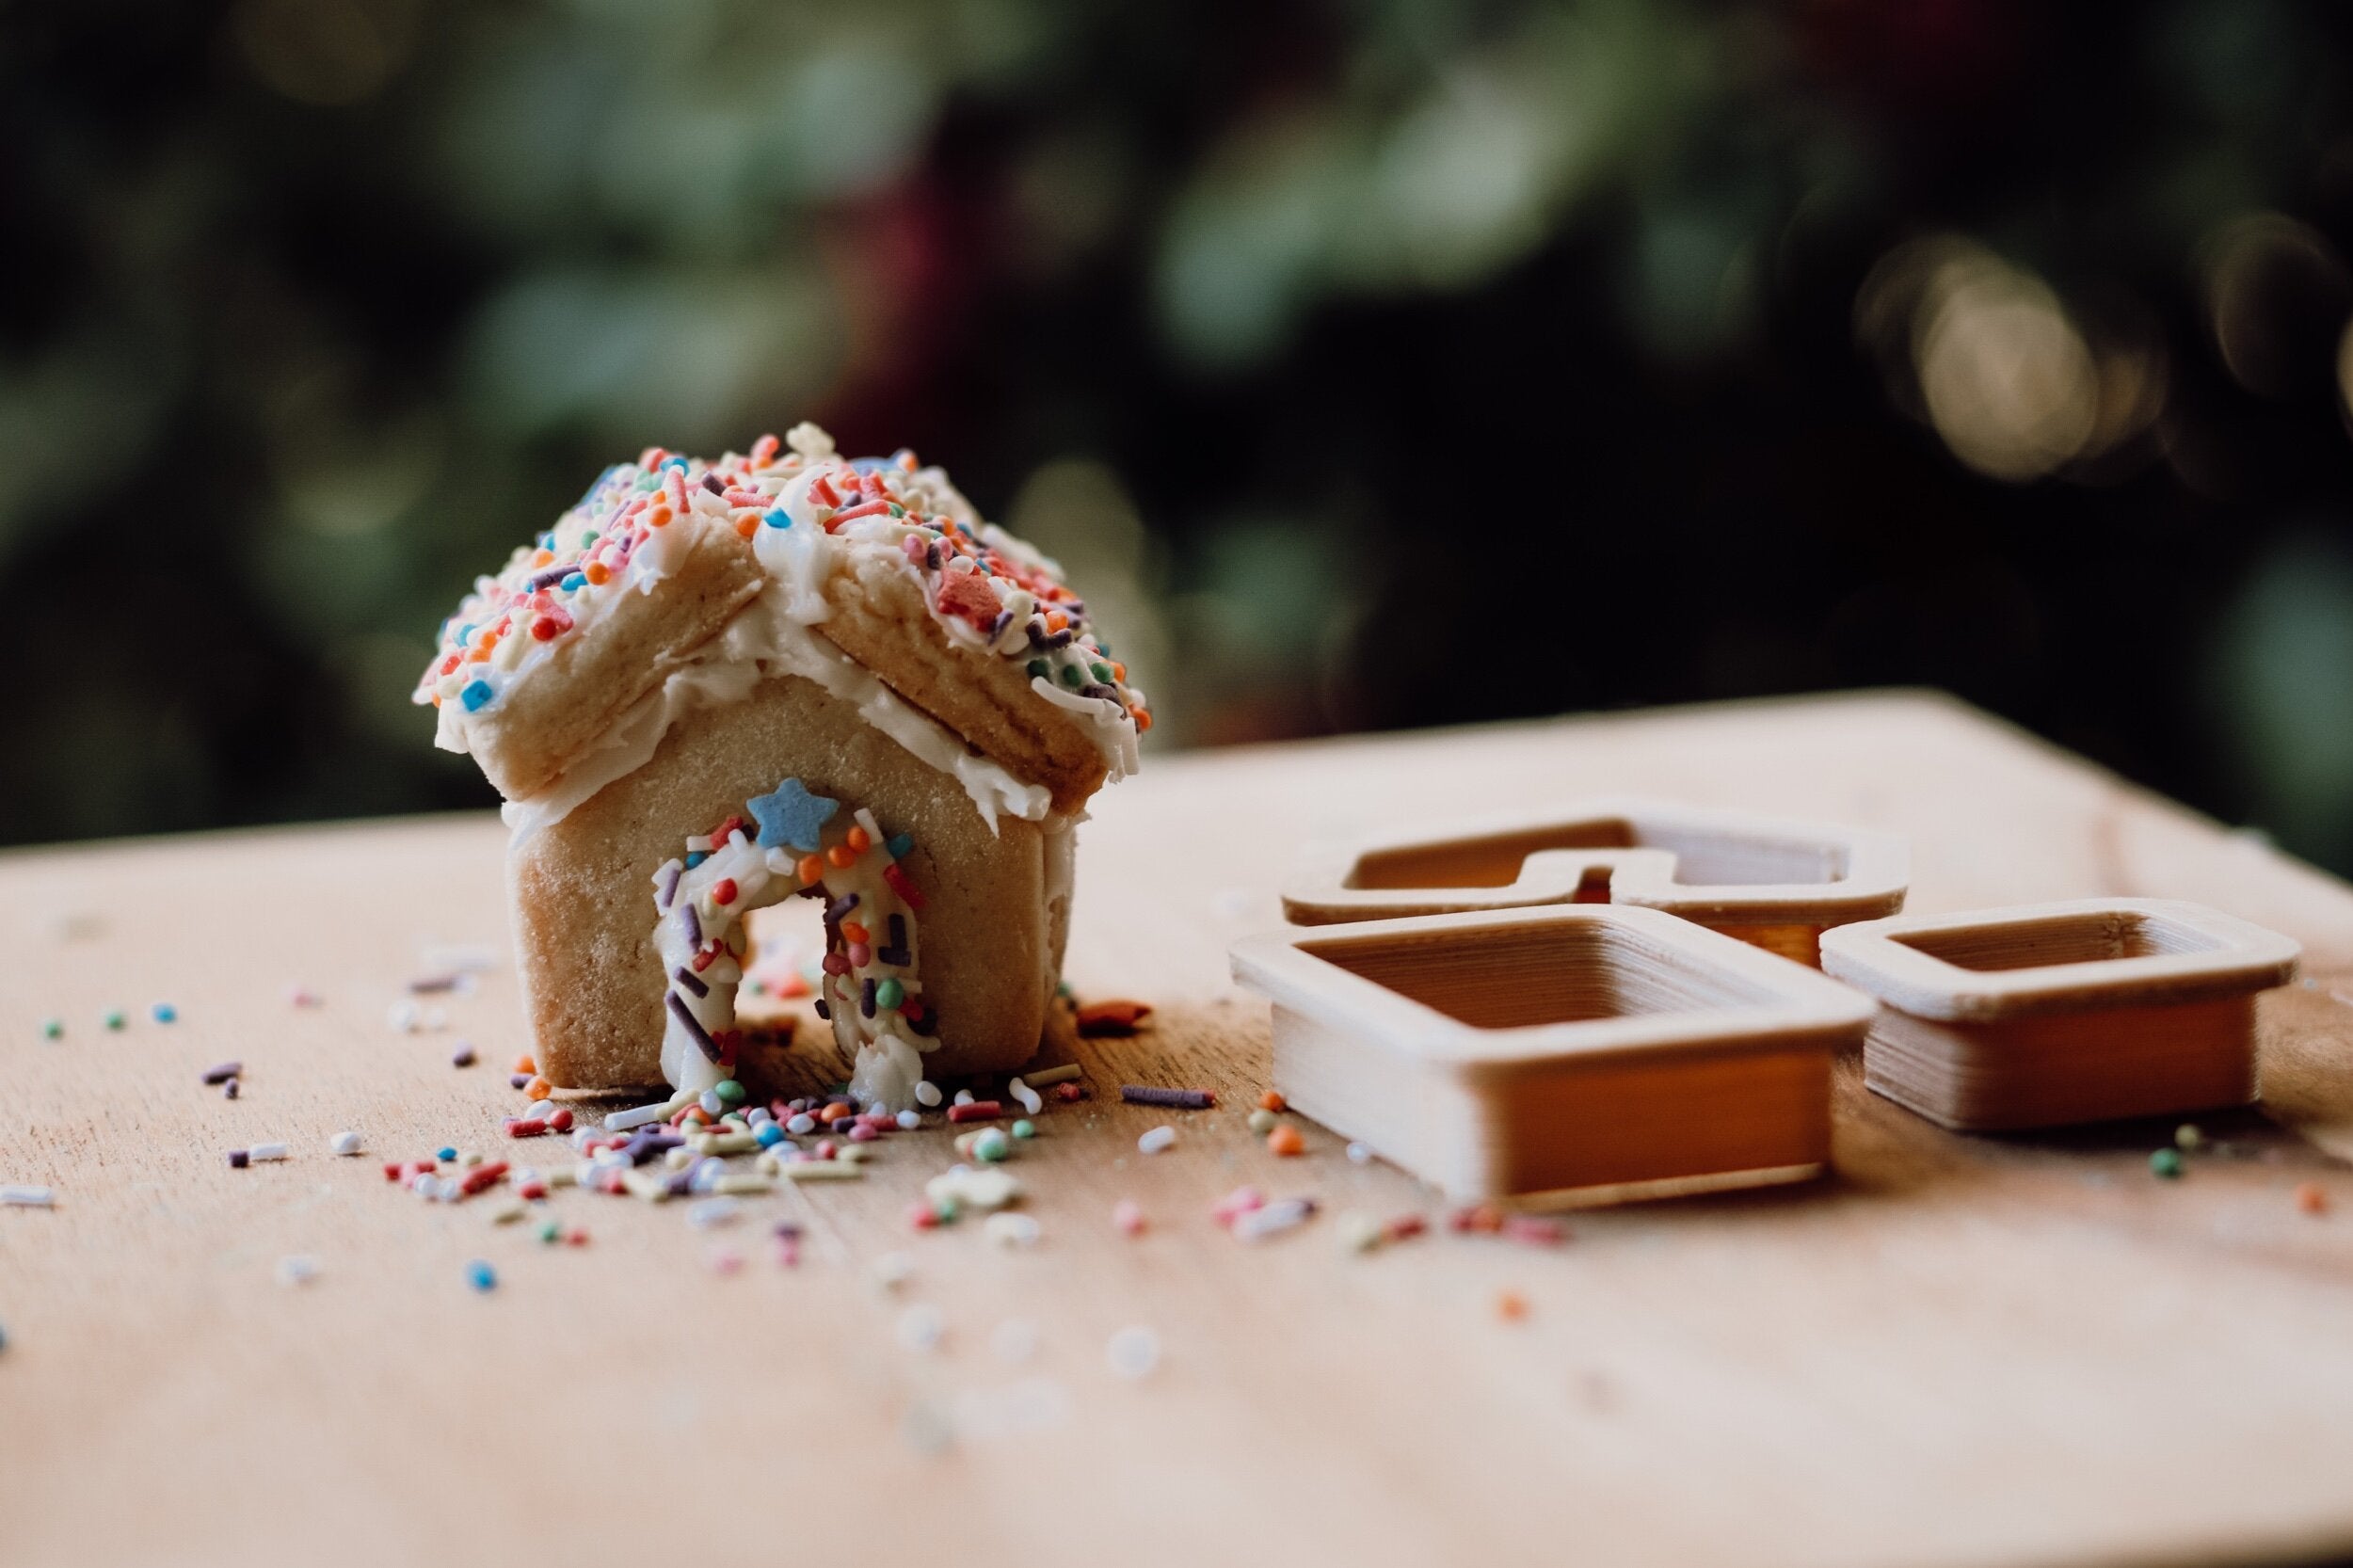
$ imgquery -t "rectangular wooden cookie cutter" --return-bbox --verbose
[1282,797,1910,966]
[1231,904,1878,1208]
[1818,899,2301,1132]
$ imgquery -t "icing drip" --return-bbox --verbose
[652,780,936,1113]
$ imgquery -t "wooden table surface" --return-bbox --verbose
[8,691,2353,1568]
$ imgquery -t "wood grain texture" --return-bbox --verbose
[7,690,2353,1568]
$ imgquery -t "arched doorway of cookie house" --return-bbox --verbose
[731,901,845,1097]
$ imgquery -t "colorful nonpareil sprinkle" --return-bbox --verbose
[2297,1181,2329,1214]
[39,1018,61,1040]
[151,1003,177,1024]
[1266,1124,1305,1158]
[2150,1148,2184,1179]
[465,1259,497,1293]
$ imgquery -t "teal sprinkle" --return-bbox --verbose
[886,833,913,859]
[465,1259,498,1292]
[40,1018,61,1040]
[635,472,661,491]
[714,1080,746,1105]
[1012,1119,1036,1140]
[875,979,904,1009]
[2150,1148,2183,1179]
[461,680,494,712]
[103,1009,126,1032]
[762,507,792,529]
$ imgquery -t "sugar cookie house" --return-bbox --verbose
[416,424,1146,1112]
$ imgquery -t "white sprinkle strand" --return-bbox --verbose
[914,1080,942,1108]
[2,1185,56,1208]
[248,1143,290,1162]
[328,1130,364,1157]
[1137,1126,1176,1155]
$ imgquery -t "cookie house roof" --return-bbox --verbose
[417,423,1147,814]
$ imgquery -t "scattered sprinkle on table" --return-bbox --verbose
[39,1018,61,1041]
[1232,1196,1316,1241]
[276,1255,319,1287]
[1258,1090,1286,1112]
[450,1043,476,1068]
[947,1100,1002,1125]
[1077,1000,1152,1036]
[248,1143,289,1162]
[465,1259,497,1293]
[1248,1108,1276,1133]
[1022,1063,1082,1088]
[2176,1123,2204,1150]
[1347,1142,1372,1164]
[985,1212,1041,1248]
[103,1010,125,1032]
[897,1304,945,1352]
[1112,1199,1145,1236]
[227,1150,249,1169]
[1106,1324,1160,1379]
[1121,1085,1212,1110]
[151,1002,177,1024]
[2,1185,56,1208]
[2297,1181,2329,1215]
[1137,1125,1176,1155]
[2150,1147,2183,1179]
[1496,1289,1530,1322]
[221,1080,240,1100]
[200,1062,241,1086]
[328,1130,363,1157]
[1266,1124,1305,1158]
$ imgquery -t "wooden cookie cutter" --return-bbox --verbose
[1282,798,1910,966]
[1230,904,1877,1208]
[1818,899,2301,1132]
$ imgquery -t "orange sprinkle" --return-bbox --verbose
[817,1102,852,1125]
[648,505,672,528]
[532,548,554,566]
[1132,707,1153,733]
[846,825,871,853]
[1112,661,1127,680]
[467,647,490,663]
[1258,1090,1286,1112]
[1045,611,1069,633]
[840,920,870,945]
[1267,1124,1305,1158]
[514,1054,536,1074]
[584,561,612,585]
[826,844,856,868]
[525,1077,552,1101]
[1496,1290,1529,1322]
[796,854,824,886]
[2297,1181,2329,1215]
[1076,999,1152,1035]
[734,515,757,539]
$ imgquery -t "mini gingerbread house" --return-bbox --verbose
[416,424,1147,1112]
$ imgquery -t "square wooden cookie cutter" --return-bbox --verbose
[1282,798,1910,966]
[1818,899,2301,1132]
[1230,904,1877,1208]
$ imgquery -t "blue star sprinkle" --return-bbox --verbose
[747,777,839,853]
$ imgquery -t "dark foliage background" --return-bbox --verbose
[8,0,2353,870]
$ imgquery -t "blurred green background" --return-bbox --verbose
[8,0,2353,870]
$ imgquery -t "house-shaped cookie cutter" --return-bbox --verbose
[1282,798,1909,966]
[1230,904,1877,1207]
[1818,899,2301,1132]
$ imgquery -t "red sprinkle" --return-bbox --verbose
[459,1161,509,1196]
[506,1118,548,1139]
[1077,1000,1152,1036]
[882,863,927,910]
[712,878,738,905]
[947,1100,1003,1125]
